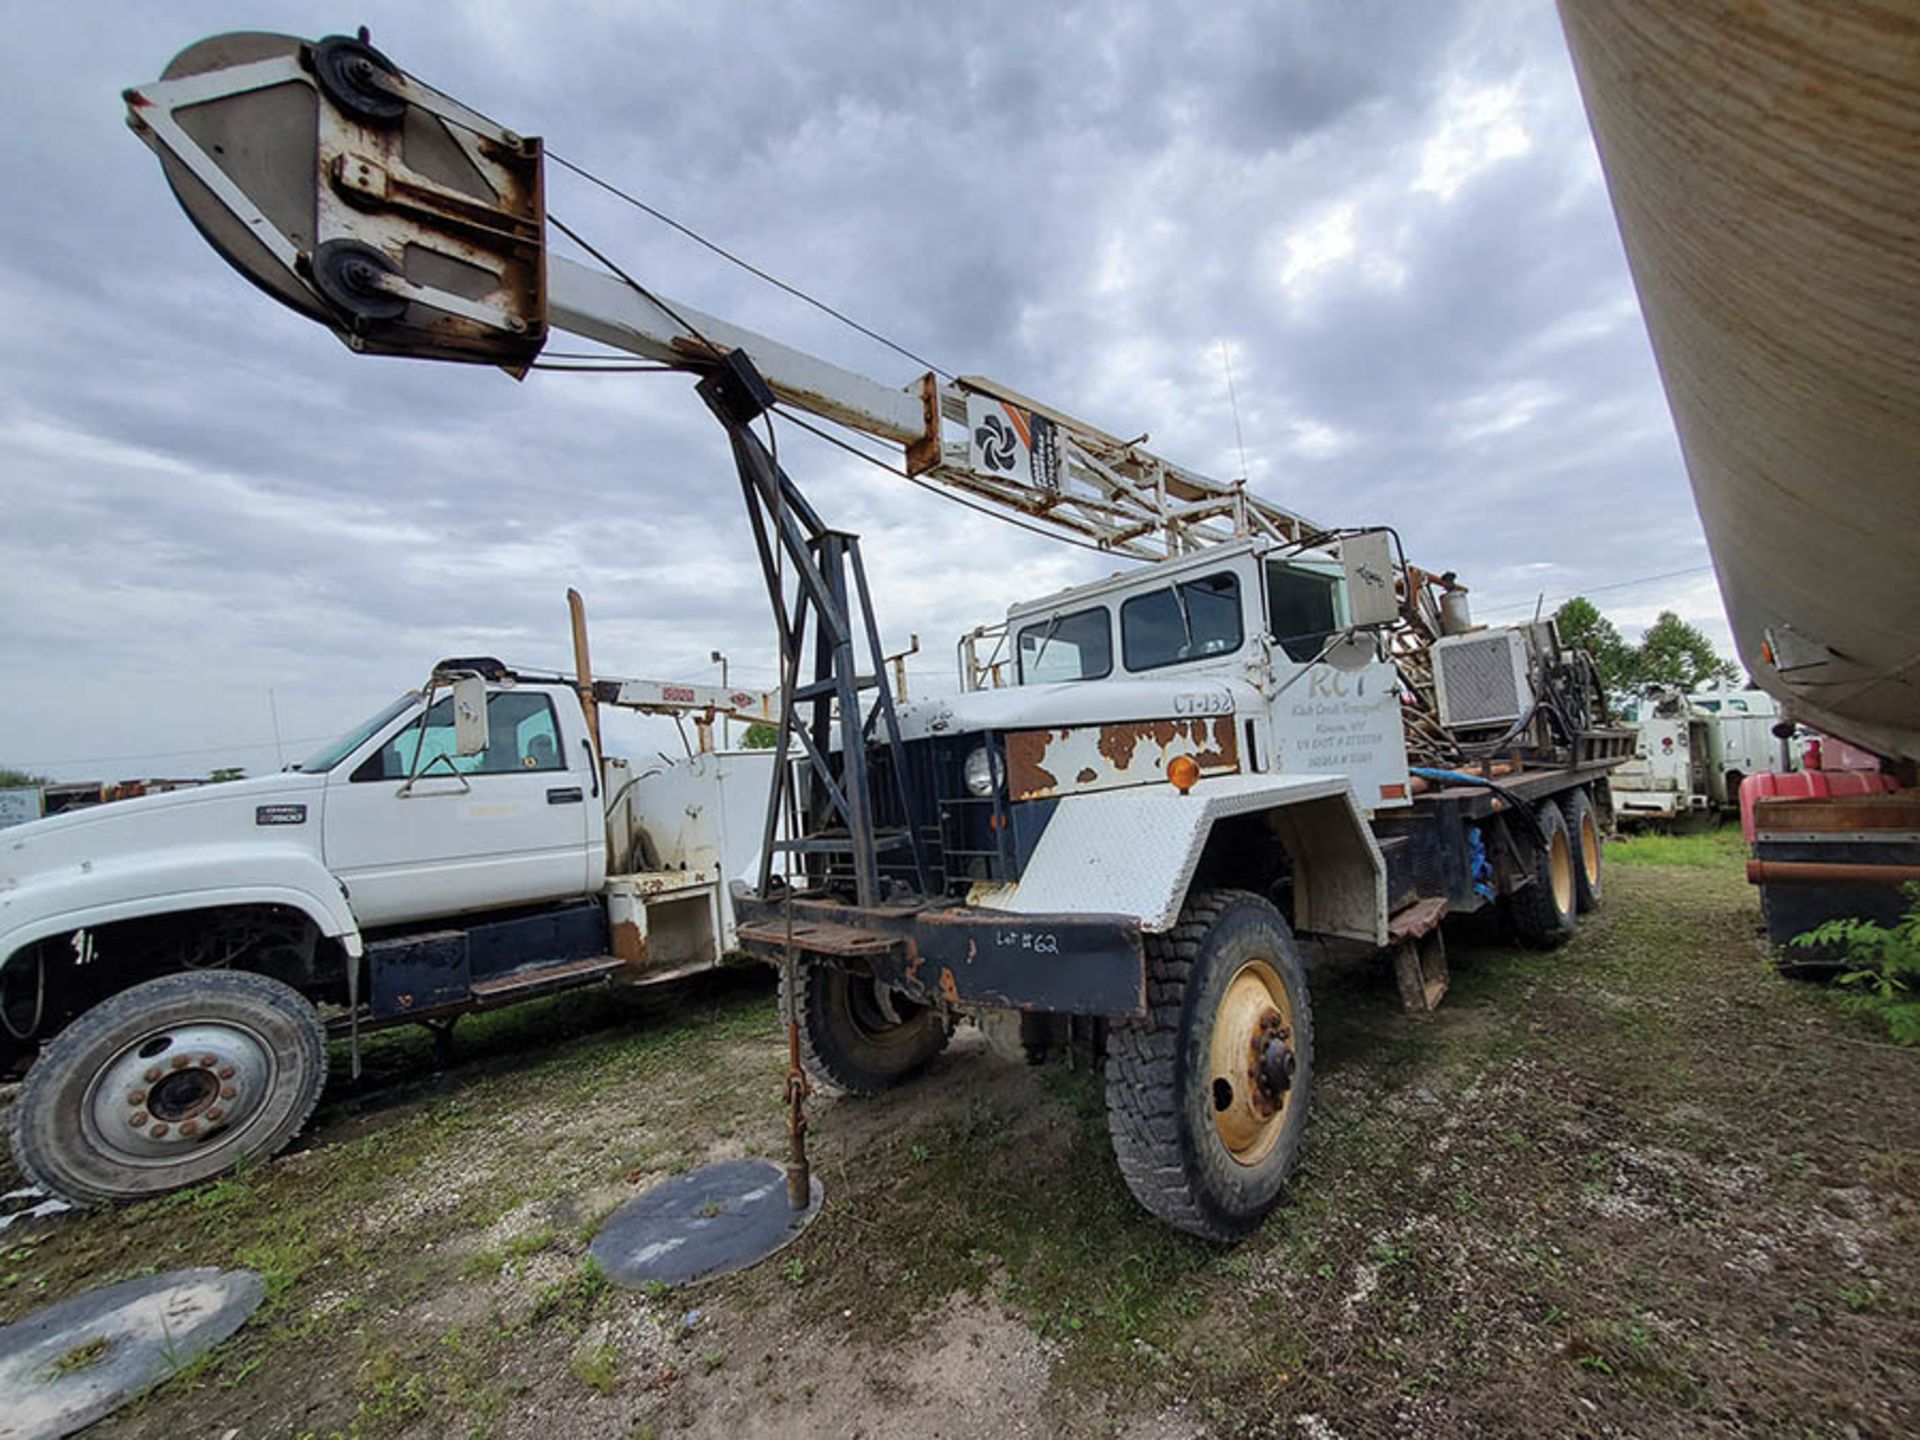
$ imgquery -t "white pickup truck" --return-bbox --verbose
[1,659,771,1204]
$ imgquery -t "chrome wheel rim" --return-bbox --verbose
[84,1021,276,1166]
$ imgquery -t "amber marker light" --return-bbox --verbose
[1168,754,1200,794]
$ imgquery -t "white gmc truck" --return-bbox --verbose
[2,660,772,1204]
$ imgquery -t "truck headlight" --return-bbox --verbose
[963,745,1003,798]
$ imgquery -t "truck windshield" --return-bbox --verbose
[1120,572,1243,672]
[1016,606,1112,684]
[294,693,422,773]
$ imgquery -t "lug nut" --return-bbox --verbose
[199,1054,219,1068]
[180,1120,201,1138]
[217,1065,236,1080]
[206,1107,225,1123]
[170,1055,190,1069]
[151,1123,170,1138]
[220,1085,238,1100]
[129,1112,149,1128]
[128,1089,147,1106]
[144,1066,163,1083]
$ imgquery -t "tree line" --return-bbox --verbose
[1553,597,1741,694]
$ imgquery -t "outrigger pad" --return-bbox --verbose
[0,1267,265,1439]
[590,1159,823,1289]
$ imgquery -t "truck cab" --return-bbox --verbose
[988,539,1412,807]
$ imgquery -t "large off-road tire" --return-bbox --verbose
[1567,787,1605,914]
[12,970,328,1205]
[1506,799,1578,950]
[1104,889,1314,1243]
[782,960,947,1096]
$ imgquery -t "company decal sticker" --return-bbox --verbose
[967,395,1063,493]
[255,804,308,826]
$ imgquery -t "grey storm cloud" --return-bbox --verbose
[0,1,1720,781]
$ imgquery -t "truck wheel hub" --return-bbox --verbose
[1208,961,1296,1167]
[1254,1025,1296,1107]
[90,1022,274,1159]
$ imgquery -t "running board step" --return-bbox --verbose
[469,954,625,998]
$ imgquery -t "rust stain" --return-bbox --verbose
[1005,715,1242,801]
[938,967,962,1005]
[1003,728,1059,800]
[610,919,650,968]
[1098,724,1142,769]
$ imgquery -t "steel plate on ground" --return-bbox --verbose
[0,1267,265,1440]
[590,1159,822,1289]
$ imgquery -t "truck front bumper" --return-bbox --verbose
[731,889,1145,1018]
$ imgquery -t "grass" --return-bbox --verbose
[570,1339,621,1394]
[46,1334,113,1377]
[1608,823,1748,867]
[6,831,1917,1438]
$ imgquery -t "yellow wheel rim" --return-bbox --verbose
[1579,810,1601,889]
[1208,959,1296,1167]
[1550,827,1575,915]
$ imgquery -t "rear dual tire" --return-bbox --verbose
[1507,798,1579,949]
[1567,786,1605,913]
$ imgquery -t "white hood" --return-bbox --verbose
[2,773,328,890]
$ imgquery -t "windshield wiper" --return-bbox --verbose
[1028,612,1066,676]
[1171,583,1195,648]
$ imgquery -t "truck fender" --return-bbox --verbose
[967,773,1387,945]
[0,842,364,972]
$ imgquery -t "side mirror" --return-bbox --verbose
[1339,530,1399,628]
[452,676,491,756]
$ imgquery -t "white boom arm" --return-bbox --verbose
[125,29,1341,562]
[605,675,778,725]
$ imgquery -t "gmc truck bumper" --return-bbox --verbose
[732,889,1146,1018]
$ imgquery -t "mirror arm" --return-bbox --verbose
[396,750,475,797]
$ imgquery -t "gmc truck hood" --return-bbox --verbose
[1,773,328,890]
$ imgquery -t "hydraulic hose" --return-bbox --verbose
[1408,766,1547,841]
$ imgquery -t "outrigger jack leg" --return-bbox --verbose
[785,1009,811,1212]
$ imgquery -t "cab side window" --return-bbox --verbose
[356,691,566,781]
[1120,572,1243,672]
[1266,562,1345,663]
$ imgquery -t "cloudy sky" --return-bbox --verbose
[0,1,1729,783]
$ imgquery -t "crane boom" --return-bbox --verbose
[124,30,1327,561]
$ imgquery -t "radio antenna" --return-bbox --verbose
[1220,341,1251,484]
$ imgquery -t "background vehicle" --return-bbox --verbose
[102,30,1629,1238]
[1614,685,1800,826]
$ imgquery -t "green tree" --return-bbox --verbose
[0,768,51,789]
[207,766,247,783]
[741,721,780,749]
[1554,596,1635,692]
[1632,610,1741,691]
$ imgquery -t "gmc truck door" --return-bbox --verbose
[322,687,598,927]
